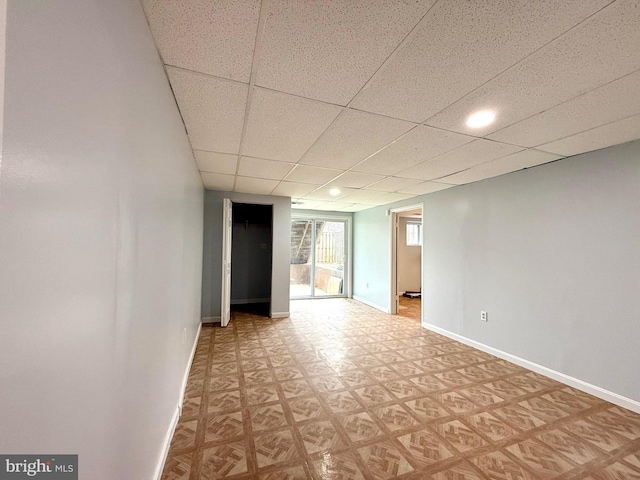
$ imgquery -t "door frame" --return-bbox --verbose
[389,203,423,318]
[221,198,232,327]
[290,213,352,299]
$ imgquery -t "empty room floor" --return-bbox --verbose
[397,296,421,322]
[162,299,640,479]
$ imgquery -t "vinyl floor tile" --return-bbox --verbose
[357,440,415,479]
[161,298,640,479]
[309,449,367,480]
[397,428,454,467]
[297,419,346,455]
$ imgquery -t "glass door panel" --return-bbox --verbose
[290,220,313,297]
[290,218,347,299]
[314,221,345,297]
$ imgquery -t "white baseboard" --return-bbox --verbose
[201,316,221,324]
[270,311,290,319]
[422,321,640,415]
[178,322,202,414]
[154,322,202,480]
[153,405,180,480]
[353,295,390,313]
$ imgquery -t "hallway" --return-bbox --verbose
[163,299,640,479]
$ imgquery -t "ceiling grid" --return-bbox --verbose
[142,0,640,211]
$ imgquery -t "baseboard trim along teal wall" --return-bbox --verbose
[353,296,390,314]
[154,322,202,480]
[422,321,640,415]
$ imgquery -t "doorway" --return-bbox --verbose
[230,203,273,317]
[390,205,423,322]
[290,217,349,299]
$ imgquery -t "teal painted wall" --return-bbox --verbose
[353,139,640,403]
[353,206,393,311]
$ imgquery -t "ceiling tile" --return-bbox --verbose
[234,176,280,195]
[487,70,640,147]
[438,149,563,185]
[303,186,357,201]
[335,204,363,212]
[331,190,379,205]
[272,181,319,198]
[350,0,611,122]
[395,140,523,180]
[396,181,454,195]
[145,0,640,199]
[237,157,295,180]
[338,204,371,212]
[313,202,358,212]
[327,171,385,189]
[352,125,474,176]
[537,114,640,156]
[201,172,235,191]
[143,0,260,82]
[426,1,640,136]
[285,165,342,185]
[194,150,238,174]
[291,199,327,210]
[256,0,434,105]
[337,190,413,206]
[377,192,416,204]
[243,88,343,162]
[167,68,248,153]
[364,176,424,192]
[299,109,416,170]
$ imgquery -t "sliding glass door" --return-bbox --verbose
[290,218,347,298]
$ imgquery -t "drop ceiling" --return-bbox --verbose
[142,0,640,212]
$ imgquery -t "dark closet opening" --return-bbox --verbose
[231,203,273,317]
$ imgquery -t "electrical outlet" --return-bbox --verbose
[366,282,369,289]
[481,311,488,322]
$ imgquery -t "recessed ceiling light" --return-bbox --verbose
[466,110,496,128]
[329,188,341,196]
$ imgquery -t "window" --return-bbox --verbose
[406,221,422,246]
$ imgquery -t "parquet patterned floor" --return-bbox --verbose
[161,298,640,479]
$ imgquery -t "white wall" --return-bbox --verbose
[0,1,204,478]
[202,190,291,319]
[397,217,421,293]
[0,0,5,159]
[354,139,640,406]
